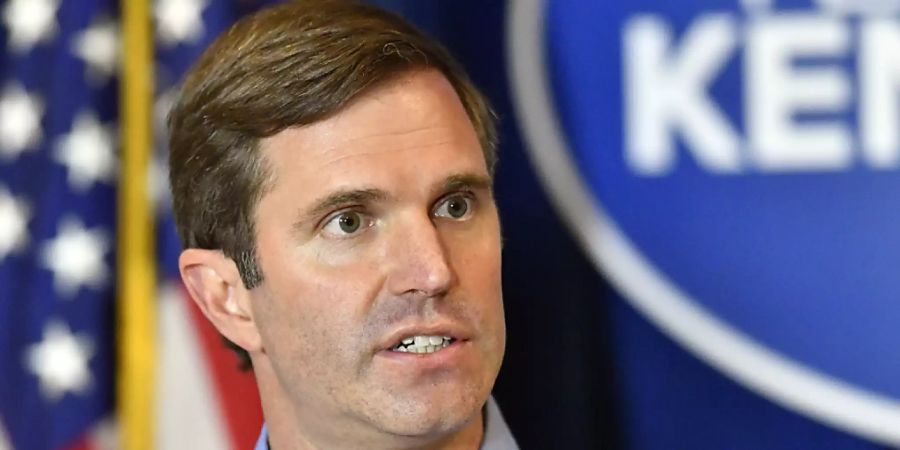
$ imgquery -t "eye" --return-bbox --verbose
[434,195,473,220]
[321,211,372,237]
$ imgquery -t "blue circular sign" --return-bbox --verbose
[509,0,900,445]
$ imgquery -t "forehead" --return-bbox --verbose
[259,70,487,192]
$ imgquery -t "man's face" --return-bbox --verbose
[249,70,505,440]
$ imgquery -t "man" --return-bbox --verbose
[166,1,517,449]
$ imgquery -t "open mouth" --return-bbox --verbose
[391,335,456,354]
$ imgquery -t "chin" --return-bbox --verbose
[367,386,485,438]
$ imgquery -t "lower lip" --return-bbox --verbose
[376,339,470,369]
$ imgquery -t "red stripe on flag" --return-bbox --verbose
[64,435,90,450]
[181,285,263,450]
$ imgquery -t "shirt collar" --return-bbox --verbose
[481,396,519,450]
[254,396,518,450]
[254,423,268,450]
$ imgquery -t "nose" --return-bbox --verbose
[384,212,456,298]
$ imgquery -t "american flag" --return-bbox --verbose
[0,0,267,449]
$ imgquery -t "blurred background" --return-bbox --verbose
[2,0,900,449]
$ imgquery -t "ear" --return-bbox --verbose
[178,248,263,354]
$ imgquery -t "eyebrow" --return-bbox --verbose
[295,187,389,229]
[437,173,493,196]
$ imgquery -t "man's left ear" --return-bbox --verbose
[178,248,263,354]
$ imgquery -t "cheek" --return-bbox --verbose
[459,248,502,297]
[448,225,504,316]
[453,216,502,285]
[253,217,388,346]
[253,248,385,357]
[252,276,375,393]
[257,222,386,318]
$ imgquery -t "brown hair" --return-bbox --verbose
[167,1,498,367]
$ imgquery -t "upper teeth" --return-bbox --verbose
[393,335,453,353]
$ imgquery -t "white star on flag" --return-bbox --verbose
[153,87,176,139]
[0,186,31,261]
[0,84,44,161]
[2,0,59,54]
[0,422,9,450]
[25,320,94,402]
[740,0,772,12]
[155,0,208,46]
[40,217,110,298]
[151,88,177,210]
[72,18,119,85]
[54,111,117,192]
[149,153,172,213]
